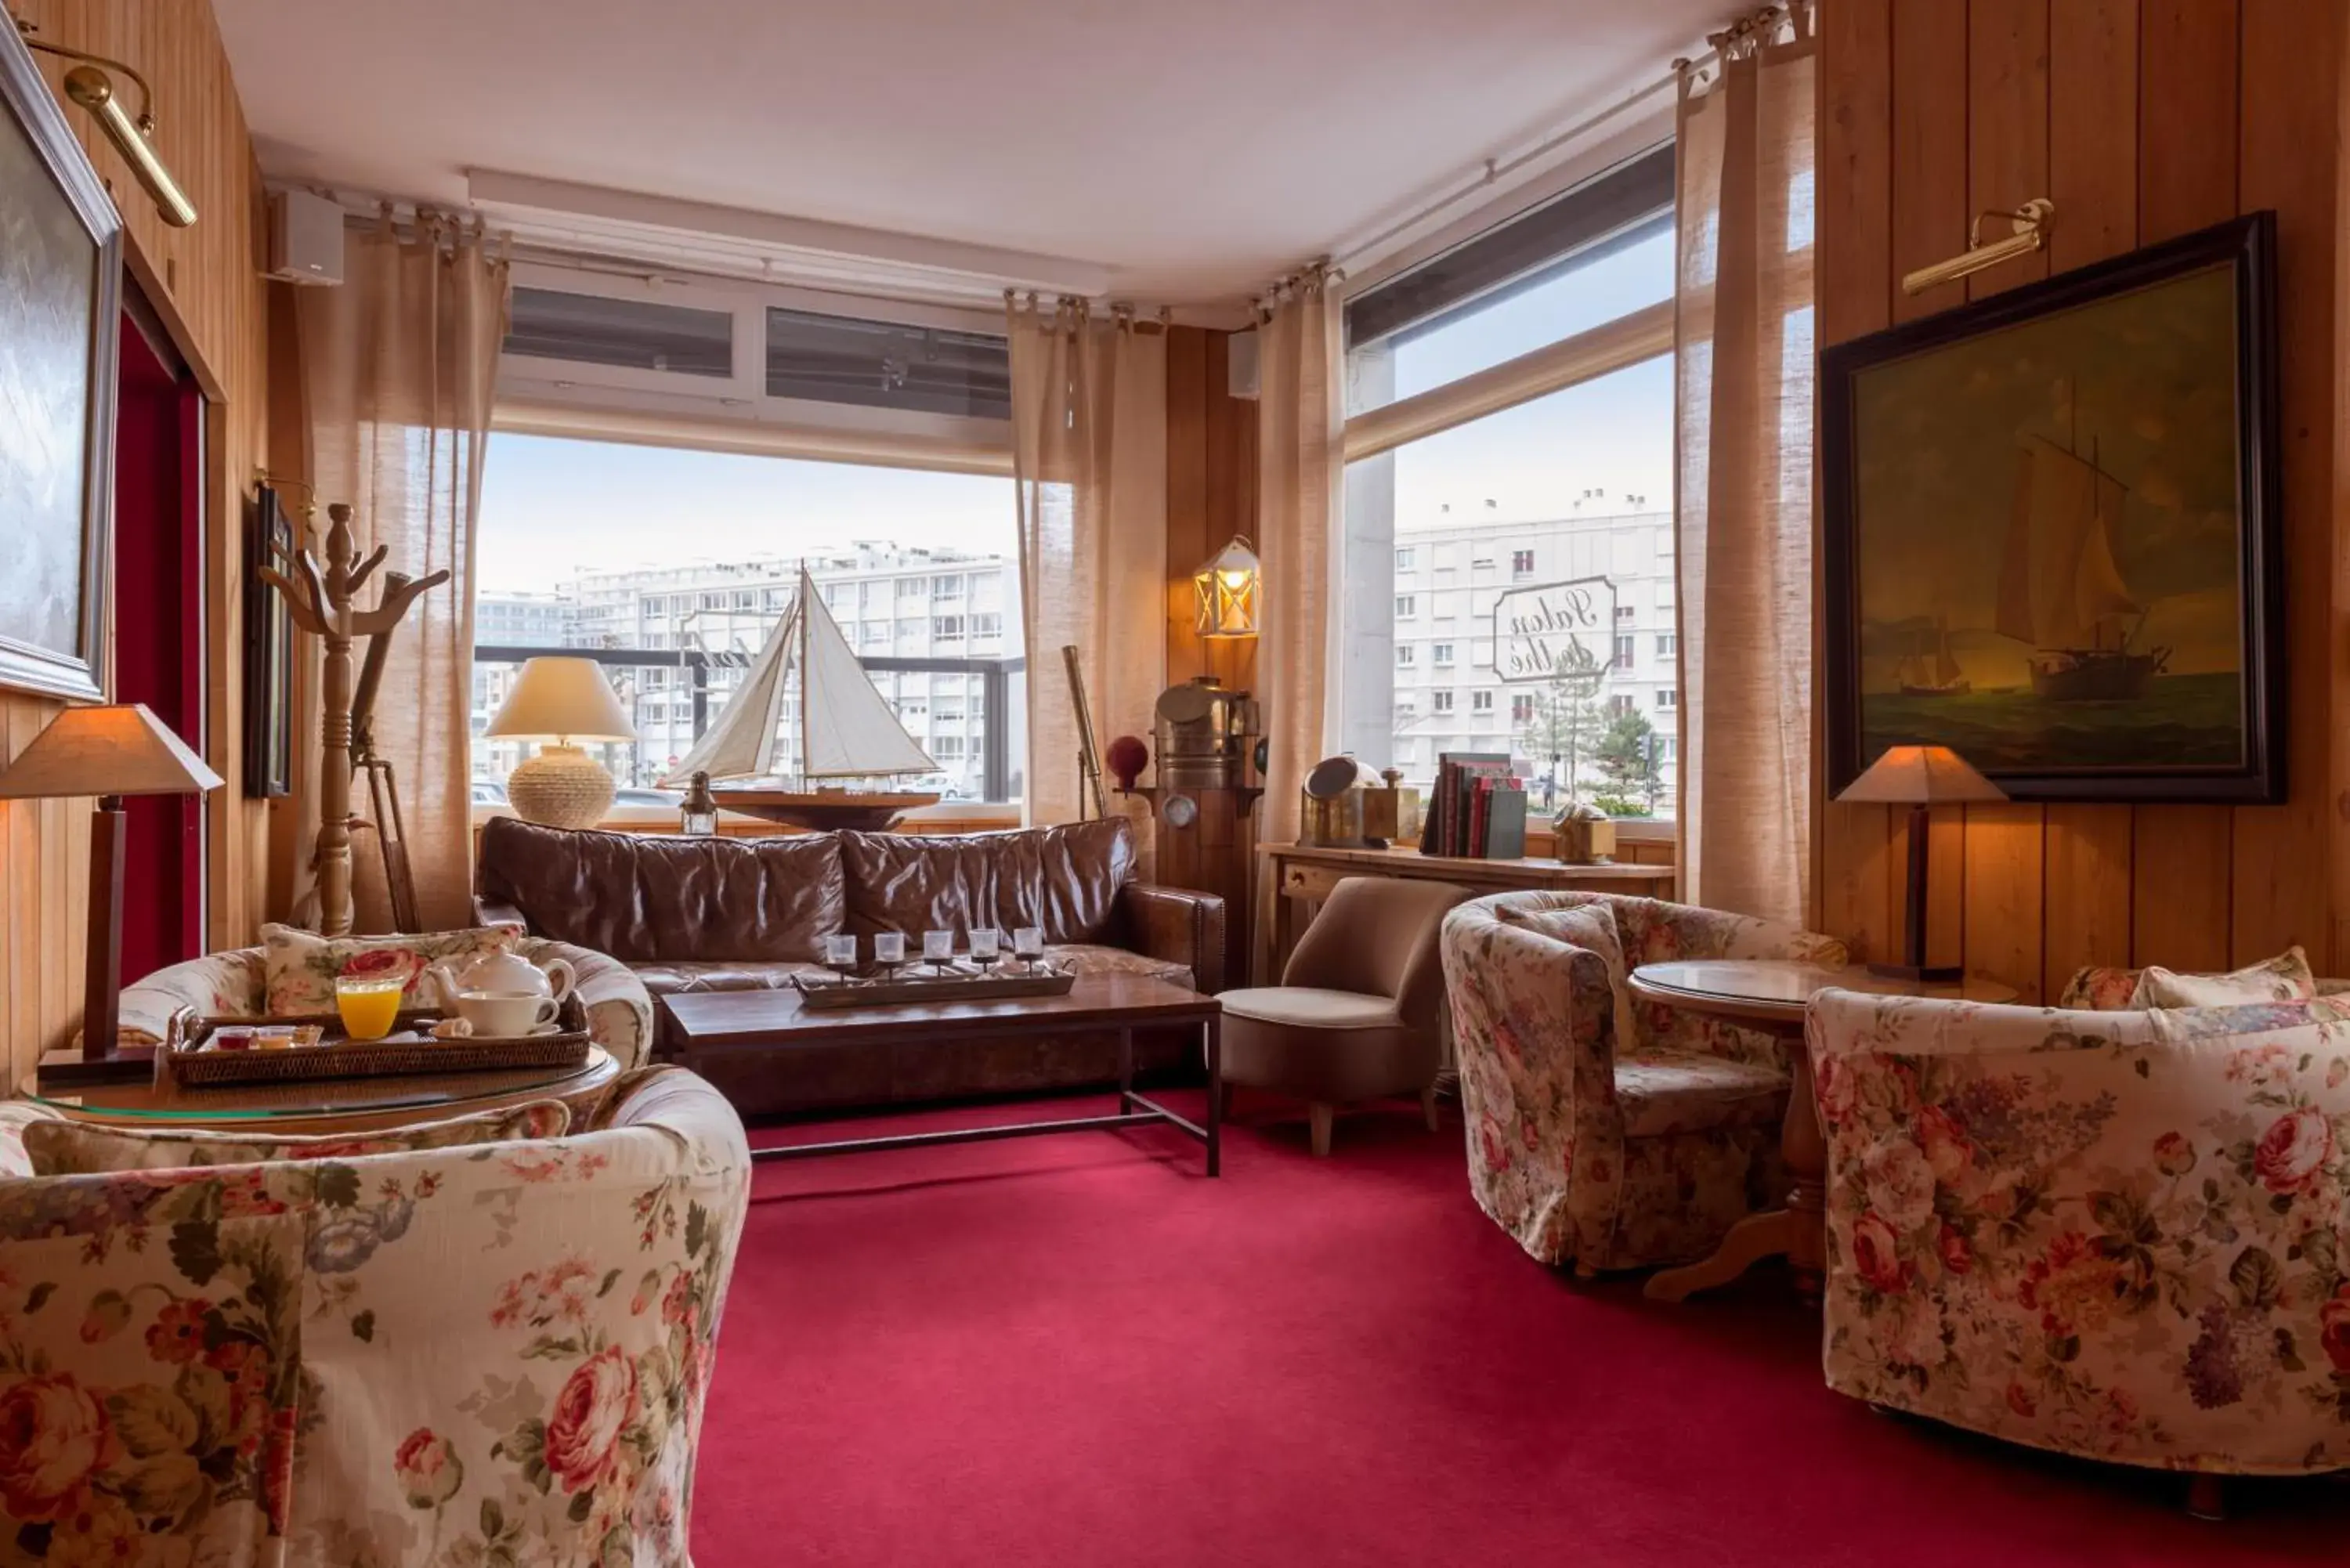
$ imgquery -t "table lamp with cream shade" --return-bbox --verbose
[0,704,222,1085]
[486,657,636,829]
[1835,744,2006,982]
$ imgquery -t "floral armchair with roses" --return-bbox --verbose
[1809,988,2350,1483]
[0,1066,747,1566]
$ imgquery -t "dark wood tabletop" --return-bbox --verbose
[660,972,1220,1048]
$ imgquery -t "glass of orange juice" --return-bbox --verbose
[334,977,405,1041]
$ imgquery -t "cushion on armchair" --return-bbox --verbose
[23,1100,573,1175]
[260,923,523,1015]
[1509,901,1638,1058]
[2058,948,2328,1010]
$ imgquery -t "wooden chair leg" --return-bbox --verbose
[1308,1102,1334,1158]
[2186,1473,2225,1522]
[1420,1084,1441,1133]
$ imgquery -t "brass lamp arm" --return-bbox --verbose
[15,24,158,131]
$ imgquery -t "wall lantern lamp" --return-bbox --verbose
[16,21,198,227]
[1194,535,1262,639]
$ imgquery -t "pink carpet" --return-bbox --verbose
[694,1091,2341,1566]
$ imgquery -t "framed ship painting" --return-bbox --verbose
[0,17,121,703]
[1821,212,2282,803]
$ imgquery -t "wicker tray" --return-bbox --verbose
[790,960,1077,1010]
[161,995,592,1088]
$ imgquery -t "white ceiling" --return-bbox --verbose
[213,0,1715,306]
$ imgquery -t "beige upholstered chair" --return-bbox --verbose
[1217,876,1473,1154]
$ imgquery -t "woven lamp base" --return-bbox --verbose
[507,744,615,829]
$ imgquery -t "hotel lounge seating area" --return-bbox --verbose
[1,2,2347,1563]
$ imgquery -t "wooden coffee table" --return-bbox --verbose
[660,974,1224,1175]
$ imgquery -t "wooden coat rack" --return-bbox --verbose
[259,502,447,936]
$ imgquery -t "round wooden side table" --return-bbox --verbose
[1631,960,2016,1305]
[18,1047,620,1136]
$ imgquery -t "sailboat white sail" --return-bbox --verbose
[661,568,938,786]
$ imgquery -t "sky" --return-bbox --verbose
[475,226,1679,596]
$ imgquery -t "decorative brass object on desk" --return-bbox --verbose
[1297,754,1373,848]
[1361,767,1421,850]
[1553,801,1618,865]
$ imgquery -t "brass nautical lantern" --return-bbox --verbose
[1193,536,1261,638]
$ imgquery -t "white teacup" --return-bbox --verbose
[452,990,560,1039]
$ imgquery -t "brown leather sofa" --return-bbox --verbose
[474,815,1224,1115]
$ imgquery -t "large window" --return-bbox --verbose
[1339,144,1678,822]
[474,435,1025,806]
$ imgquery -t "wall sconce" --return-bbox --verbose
[1193,535,1262,638]
[16,23,197,227]
[1901,199,2051,296]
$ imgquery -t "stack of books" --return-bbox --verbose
[1421,753,1529,859]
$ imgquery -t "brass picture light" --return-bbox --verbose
[1900,198,2052,297]
[16,22,197,227]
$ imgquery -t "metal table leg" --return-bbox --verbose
[1203,1013,1221,1177]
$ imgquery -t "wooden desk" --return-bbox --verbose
[1253,844,1676,985]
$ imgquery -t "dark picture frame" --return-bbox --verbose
[243,486,295,797]
[0,16,121,703]
[1820,212,2283,804]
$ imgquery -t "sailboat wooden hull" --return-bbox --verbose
[1899,680,1972,697]
[714,789,940,833]
[2026,649,2167,701]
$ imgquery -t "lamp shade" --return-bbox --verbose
[0,704,222,800]
[485,657,635,742]
[1193,535,1262,638]
[1837,744,2006,805]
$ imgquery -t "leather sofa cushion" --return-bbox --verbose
[477,817,845,965]
[839,818,1133,945]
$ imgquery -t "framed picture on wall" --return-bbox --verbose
[244,486,295,797]
[1820,212,2283,803]
[0,17,121,703]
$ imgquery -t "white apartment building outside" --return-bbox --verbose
[555,545,1018,799]
[1386,493,1679,815]
[473,593,577,782]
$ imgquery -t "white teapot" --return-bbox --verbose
[425,949,575,1010]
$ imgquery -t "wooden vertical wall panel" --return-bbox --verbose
[1815,0,1898,959]
[1956,0,2052,999]
[2040,0,2140,995]
[2131,807,2233,970]
[2229,0,2337,969]
[1877,0,1969,965]
[1165,327,1209,684]
[2131,0,2240,964]
[2138,0,2240,244]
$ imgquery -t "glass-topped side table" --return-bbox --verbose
[20,1047,618,1132]
[1630,961,2016,1305]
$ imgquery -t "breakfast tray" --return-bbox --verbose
[790,961,1077,1010]
[160,995,593,1088]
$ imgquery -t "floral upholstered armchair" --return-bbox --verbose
[110,934,656,1070]
[1809,989,2350,1491]
[0,1065,748,1565]
[1442,891,1846,1274]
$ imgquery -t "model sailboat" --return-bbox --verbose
[660,566,940,830]
[1994,430,2170,701]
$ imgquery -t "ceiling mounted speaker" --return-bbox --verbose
[266,188,344,285]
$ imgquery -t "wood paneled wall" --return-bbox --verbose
[1817,0,2345,997]
[1165,327,1259,692]
[0,0,271,1078]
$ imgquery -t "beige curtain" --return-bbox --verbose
[1674,5,1817,925]
[1007,297,1167,858]
[1253,268,1346,844]
[299,215,510,932]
